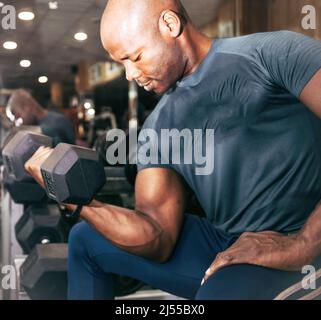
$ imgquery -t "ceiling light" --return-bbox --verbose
[20,60,31,68]
[0,2,4,8]
[18,11,35,21]
[49,1,58,10]
[84,102,92,109]
[3,41,18,50]
[74,32,88,41]
[38,76,48,84]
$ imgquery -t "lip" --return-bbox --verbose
[137,80,151,87]
[143,81,153,92]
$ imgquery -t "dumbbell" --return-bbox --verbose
[2,131,53,182]
[20,244,68,300]
[1,128,47,204]
[15,204,71,254]
[20,244,145,300]
[1,126,42,154]
[3,170,47,204]
[0,125,63,170]
[3,131,107,205]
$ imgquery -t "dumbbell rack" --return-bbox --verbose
[0,126,20,299]
[0,165,25,300]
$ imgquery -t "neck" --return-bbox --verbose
[180,25,213,78]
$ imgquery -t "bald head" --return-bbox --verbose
[100,0,211,94]
[101,0,188,51]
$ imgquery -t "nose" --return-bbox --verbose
[124,61,141,82]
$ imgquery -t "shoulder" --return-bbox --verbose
[215,31,305,62]
[47,111,70,122]
[217,31,299,51]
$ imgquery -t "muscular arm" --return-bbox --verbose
[25,147,187,262]
[298,68,321,258]
[76,168,186,262]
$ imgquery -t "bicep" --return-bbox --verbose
[135,168,186,245]
[300,68,321,119]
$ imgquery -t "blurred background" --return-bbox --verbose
[0,0,320,143]
[0,0,320,301]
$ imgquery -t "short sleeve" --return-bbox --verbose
[258,31,321,97]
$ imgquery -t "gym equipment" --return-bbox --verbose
[2,131,52,181]
[15,204,71,254]
[0,126,42,166]
[20,244,68,300]
[95,194,124,207]
[2,129,106,205]
[41,143,106,205]
[20,243,145,300]
[101,167,133,195]
[3,169,47,204]
[88,107,118,148]
[93,134,115,166]
[1,126,42,150]
[125,163,137,186]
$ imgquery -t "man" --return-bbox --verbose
[8,89,75,144]
[26,0,321,300]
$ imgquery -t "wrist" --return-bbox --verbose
[61,204,83,221]
[296,232,319,262]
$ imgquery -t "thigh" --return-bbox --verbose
[195,264,307,300]
[69,214,235,299]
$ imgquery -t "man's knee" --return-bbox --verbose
[195,264,280,300]
[68,222,92,257]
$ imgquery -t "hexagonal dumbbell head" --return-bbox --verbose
[3,171,47,204]
[41,144,106,205]
[20,244,68,300]
[15,204,70,254]
[1,126,42,150]
[2,131,53,181]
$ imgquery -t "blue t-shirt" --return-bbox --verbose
[40,111,75,145]
[137,31,321,236]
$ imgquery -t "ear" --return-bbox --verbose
[158,10,182,38]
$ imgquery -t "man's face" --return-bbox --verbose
[101,20,185,94]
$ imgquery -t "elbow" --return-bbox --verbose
[148,236,176,264]
[154,251,173,264]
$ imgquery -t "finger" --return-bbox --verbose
[32,146,49,157]
[25,148,53,169]
[202,254,234,285]
[32,147,53,160]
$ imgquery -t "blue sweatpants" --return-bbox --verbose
[68,214,317,300]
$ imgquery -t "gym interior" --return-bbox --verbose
[0,0,321,301]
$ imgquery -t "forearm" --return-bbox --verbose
[298,201,321,258]
[67,202,170,262]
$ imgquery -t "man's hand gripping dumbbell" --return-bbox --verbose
[2,131,106,216]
